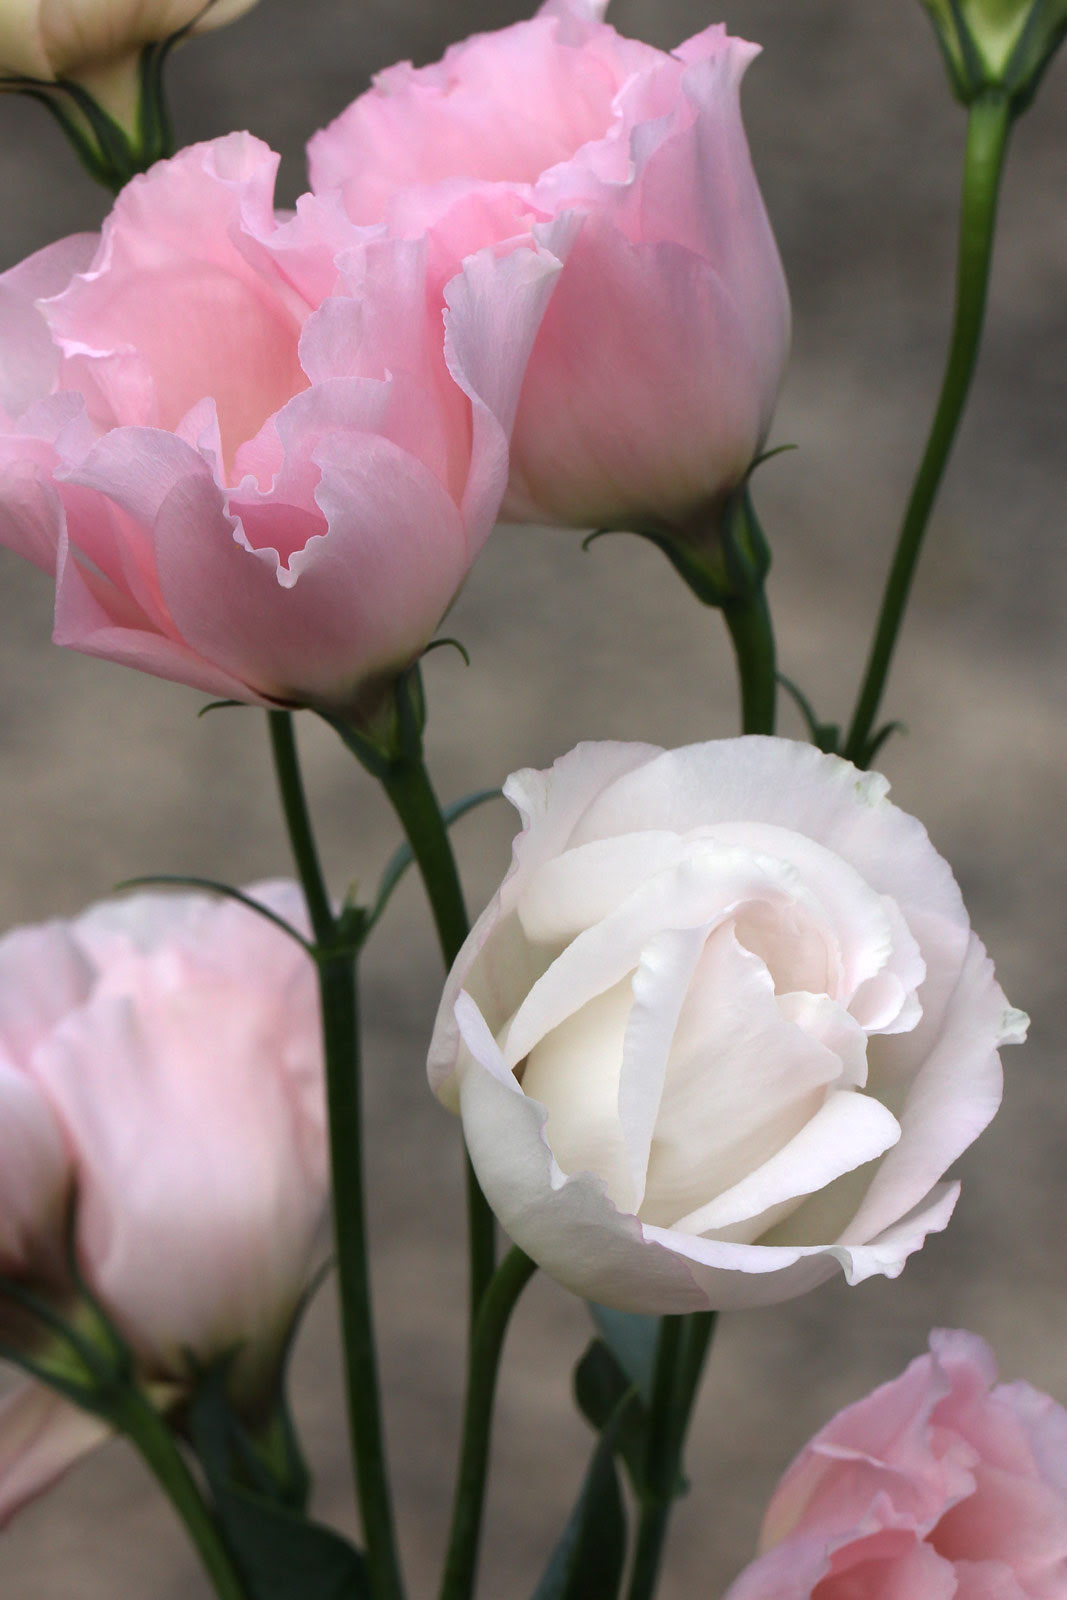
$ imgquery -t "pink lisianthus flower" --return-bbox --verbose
[308,0,790,537]
[725,1330,1067,1599]
[0,132,565,714]
[0,884,326,1523]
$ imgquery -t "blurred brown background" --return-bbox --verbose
[0,1,1065,1594]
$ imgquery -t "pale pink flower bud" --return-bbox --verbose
[0,0,260,132]
[428,738,1026,1314]
[0,133,564,713]
[0,883,326,1522]
[725,1330,1067,1599]
[309,0,790,536]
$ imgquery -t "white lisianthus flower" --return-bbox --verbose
[429,738,1027,1313]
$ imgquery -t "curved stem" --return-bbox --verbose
[268,713,405,1600]
[626,1312,717,1600]
[113,1386,248,1600]
[844,90,1013,766]
[437,1248,538,1600]
[722,591,777,735]
[379,755,496,1320]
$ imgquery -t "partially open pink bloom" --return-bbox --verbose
[0,132,564,712]
[0,883,326,1523]
[309,0,790,535]
[725,1330,1067,1599]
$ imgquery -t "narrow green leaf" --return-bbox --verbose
[212,1485,371,1600]
[574,1339,650,1496]
[368,787,501,927]
[529,1414,628,1600]
[189,1365,368,1600]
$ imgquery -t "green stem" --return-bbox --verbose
[113,1386,248,1600]
[437,1248,538,1600]
[626,1312,717,1600]
[268,713,405,1600]
[379,755,496,1321]
[844,89,1013,766]
[722,590,777,735]
[379,756,469,966]
[268,712,333,946]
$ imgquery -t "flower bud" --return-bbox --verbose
[917,0,1067,110]
[0,0,261,183]
[0,883,327,1522]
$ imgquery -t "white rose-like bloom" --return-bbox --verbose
[429,739,1027,1313]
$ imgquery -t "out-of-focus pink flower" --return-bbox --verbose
[309,0,790,536]
[0,883,326,1523]
[725,1329,1067,1599]
[0,132,564,713]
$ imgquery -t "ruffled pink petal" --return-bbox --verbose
[0,1383,111,1527]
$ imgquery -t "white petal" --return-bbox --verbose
[671,1090,900,1237]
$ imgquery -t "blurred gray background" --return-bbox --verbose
[0,1,1064,1594]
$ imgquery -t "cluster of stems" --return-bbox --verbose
[18,58,1017,1600]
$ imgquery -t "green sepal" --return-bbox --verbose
[857,719,908,769]
[917,0,1067,111]
[588,1305,659,1404]
[620,481,772,613]
[529,1399,630,1600]
[319,663,427,781]
[776,675,841,754]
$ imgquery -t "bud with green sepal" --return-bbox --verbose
[917,0,1067,112]
[0,0,261,190]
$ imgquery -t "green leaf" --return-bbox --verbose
[574,1339,650,1496]
[529,1411,628,1600]
[368,787,501,927]
[589,1305,660,1404]
[776,675,841,755]
[211,1485,371,1600]
[189,1364,368,1600]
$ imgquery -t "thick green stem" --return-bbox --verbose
[722,591,777,735]
[844,90,1013,766]
[626,1312,717,1600]
[379,755,496,1320]
[268,712,405,1600]
[379,757,469,966]
[437,1248,537,1600]
[113,1386,248,1600]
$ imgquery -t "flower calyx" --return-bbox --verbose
[917,0,1067,113]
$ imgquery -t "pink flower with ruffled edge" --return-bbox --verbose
[0,883,325,1524]
[725,1330,1067,1600]
[0,132,565,712]
[309,0,790,535]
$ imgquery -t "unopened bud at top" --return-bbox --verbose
[917,0,1067,111]
[0,0,260,175]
